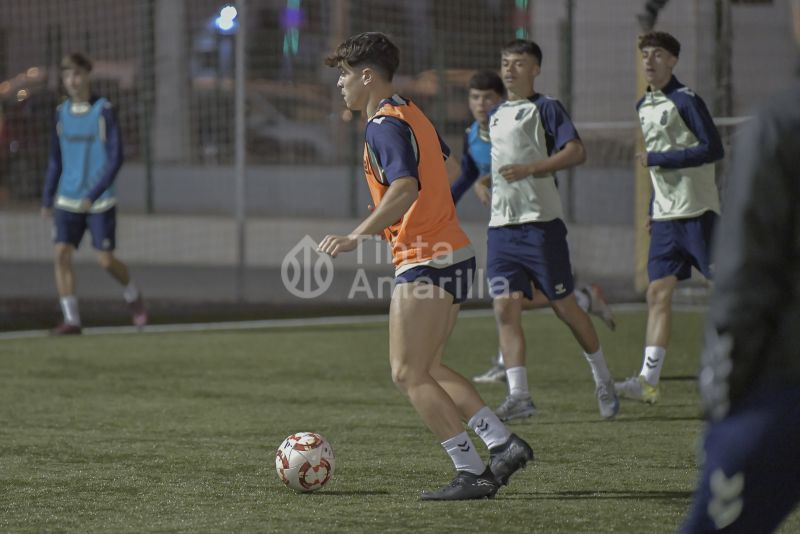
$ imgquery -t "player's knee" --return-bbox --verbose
[390,362,422,392]
[647,281,673,307]
[390,365,409,391]
[54,245,72,267]
[493,300,517,324]
[551,301,569,322]
[96,252,114,270]
[551,296,579,323]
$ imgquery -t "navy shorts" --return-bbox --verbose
[648,211,716,282]
[486,219,574,301]
[680,385,800,533]
[395,257,476,304]
[53,207,117,251]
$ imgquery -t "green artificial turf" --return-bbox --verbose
[1,311,798,533]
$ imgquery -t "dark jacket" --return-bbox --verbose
[700,81,800,421]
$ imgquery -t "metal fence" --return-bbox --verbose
[0,0,796,323]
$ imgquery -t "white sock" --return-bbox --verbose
[640,346,666,385]
[574,286,590,313]
[60,296,81,326]
[441,431,485,475]
[496,351,505,367]
[123,282,140,303]
[468,406,511,449]
[506,366,529,398]
[584,347,612,385]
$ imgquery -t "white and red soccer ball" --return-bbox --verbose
[275,432,335,492]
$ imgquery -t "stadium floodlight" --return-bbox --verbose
[214,4,239,34]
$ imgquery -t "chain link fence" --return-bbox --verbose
[0,0,795,326]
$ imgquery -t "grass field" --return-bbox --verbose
[1,310,798,533]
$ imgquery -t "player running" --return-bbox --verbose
[450,69,616,387]
[483,40,619,421]
[615,32,723,404]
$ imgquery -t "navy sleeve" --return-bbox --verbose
[365,117,420,184]
[538,97,580,152]
[450,131,480,204]
[438,132,451,160]
[86,103,124,202]
[42,110,62,208]
[648,92,724,169]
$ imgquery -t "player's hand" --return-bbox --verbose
[78,198,92,212]
[317,234,358,257]
[40,207,52,218]
[498,163,533,183]
[473,183,491,206]
[477,174,491,187]
[635,152,649,168]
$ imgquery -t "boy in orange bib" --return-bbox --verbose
[319,32,532,500]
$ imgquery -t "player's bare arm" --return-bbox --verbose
[318,177,418,257]
[499,139,586,182]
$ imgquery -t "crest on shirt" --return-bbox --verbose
[660,110,669,126]
[515,109,526,121]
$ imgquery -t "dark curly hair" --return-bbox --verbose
[638,32,681,58]
[325,32,400,81]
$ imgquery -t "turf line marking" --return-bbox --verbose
[0,303,708,341]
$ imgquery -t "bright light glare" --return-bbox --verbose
[215,5,238,32]
[220,5,237,19]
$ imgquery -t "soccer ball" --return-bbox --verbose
[275,432,335,492]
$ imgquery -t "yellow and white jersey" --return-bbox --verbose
[637,76,724,221]
[488,94,580,227]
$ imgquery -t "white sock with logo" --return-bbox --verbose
[506,366,529,398]
[60,296,81,326]
[468,406,511,449]
[640,346,666,385]
[441,431,485,475]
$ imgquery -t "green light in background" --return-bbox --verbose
[283,28,299,56]
[514,0,529,39]
[282,0,301,57]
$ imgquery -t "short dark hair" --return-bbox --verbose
[468,70,505,97]
[61,52,93,72]
[638,31,681,58]
[324,32,400,81]
[501,39,543,66]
